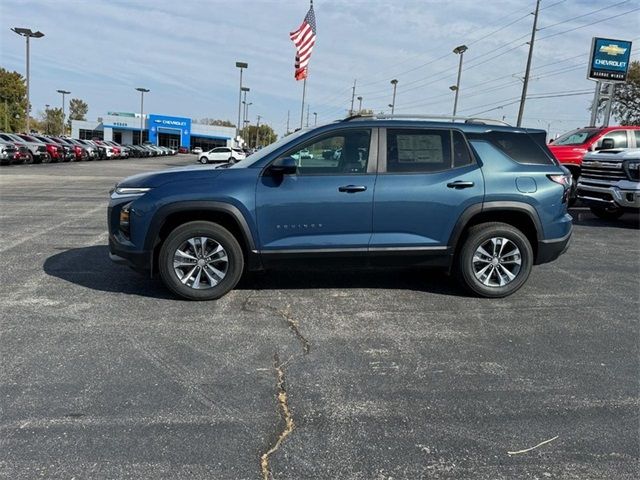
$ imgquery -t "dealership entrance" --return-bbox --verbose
[158,130,180,148]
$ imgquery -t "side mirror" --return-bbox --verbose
[269,156,297,175]
[599,138,615,150]
[548,138,554,144]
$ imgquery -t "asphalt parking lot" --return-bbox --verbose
[0,156,638,479]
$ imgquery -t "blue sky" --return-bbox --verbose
[1,0,638,137]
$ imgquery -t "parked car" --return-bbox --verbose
[548,126,640,179]
[104,141,129,159]
[108,114,572,301]
[178,146,189,154]
[192,147,203,154]
[0,138,25,165]
[0,132,49,164]
[577,148,640,220]
[67,138,98,160]
[91,140,116,160]
[31,135,74,162]
[198,146,246,164]
[75,139,107,160]
[50,136,87,161]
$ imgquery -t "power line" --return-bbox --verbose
[538,0,631,31]
[538,6,640,40]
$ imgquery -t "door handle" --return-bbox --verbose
[338,185,367,193]
[447,180,475,189]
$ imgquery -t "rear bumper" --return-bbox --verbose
[536,227,572,265]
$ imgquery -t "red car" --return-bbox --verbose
[548,126,640,179]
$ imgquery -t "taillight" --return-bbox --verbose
[547,174,572,188]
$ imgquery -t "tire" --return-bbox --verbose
[456,222,533,298]
[41,153,51,164]
[228,156,236,164]
[199,156,208,164]
[158,221,244,301]
[590,205,624,220]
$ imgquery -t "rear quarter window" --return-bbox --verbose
[467,131,555,165]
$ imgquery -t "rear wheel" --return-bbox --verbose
[456,222,533,298]
[199,156,208,164]
[590,205,624,220]
[228,156,235,163]
[41,153,51,164]
[158,221,244,300]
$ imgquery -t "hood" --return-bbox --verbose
[548,144,588,162]
[117,164,225,188]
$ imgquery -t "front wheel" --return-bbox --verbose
[228,156,236,164]
[456,222,533,298]
[590,205,624,220]
[199,156,208,164]
[158,221,244,300]
[23,152,34,165]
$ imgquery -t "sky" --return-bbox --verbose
[1,0,638,138]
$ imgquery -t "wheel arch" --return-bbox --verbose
[448,202,543,263]
[146,201,259,275]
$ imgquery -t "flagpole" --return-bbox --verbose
[300,76,307,129]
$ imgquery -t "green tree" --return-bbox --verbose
[0,67,27,132]
[612,60,640,126]
[239,124,277,148]
[67,98,89,130]
[39,107,64,135]
[198,118,235,127]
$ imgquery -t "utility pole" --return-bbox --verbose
[350,79,357,116]
[516,0,541,127]
[255,115,261,148]
[286,110,290,134]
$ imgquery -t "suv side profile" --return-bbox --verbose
[108,115,572,300]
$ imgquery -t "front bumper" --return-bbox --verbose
[577,178,640,210]
[536,226,572,265]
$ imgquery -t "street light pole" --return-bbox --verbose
[45,104,49,134]
[135,87,150,145]
[241,86,250,136]
[235,62,248,145]
[255,115,261,148]
[56,89,70,135]
[452,45,468,117]
[357,96,363,113]
[11,27,45,132]
[313,112,317,126]
[390,79,398,114]
[244,102,252,130]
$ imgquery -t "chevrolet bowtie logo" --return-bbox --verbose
[599,44,627,56]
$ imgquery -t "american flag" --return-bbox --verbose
[289,3,316,81]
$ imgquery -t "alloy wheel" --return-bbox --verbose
[472,237,522,287]
[173,236,228,289]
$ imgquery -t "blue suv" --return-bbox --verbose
[108,115,572,300]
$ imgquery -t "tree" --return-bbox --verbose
[0,67,27,132]
[239,124,277,148]
[612,60,640,126]
[67,98,89,130]
[198,118,235,127]
[39,107,64,135]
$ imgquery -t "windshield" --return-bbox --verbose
[230,129,308,168]
[552,128,601,146]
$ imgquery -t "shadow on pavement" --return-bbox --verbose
[569,209,640,230]
[44,245,465,299]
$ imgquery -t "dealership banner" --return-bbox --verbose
[588,37,633,82]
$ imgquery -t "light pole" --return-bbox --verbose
[244,102,252,130]
[56,89,70,135]
[11,28,45,132]
[390,79,398,114]
[313,112,317,126]
[241,86,250,135]
[45,104,49,134]
[357,96,363,113]
[255,115,261,148]
[452,44,468,117]
[235,62,248,144]
[135,87,150,145]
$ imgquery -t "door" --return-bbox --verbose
[256,128,376,252]
[371,128,484,248]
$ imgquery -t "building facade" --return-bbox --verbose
[71,112,235,150]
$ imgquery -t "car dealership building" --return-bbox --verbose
[71,112,235,150]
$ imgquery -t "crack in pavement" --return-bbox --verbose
[260,353,295,480]
[242,294,311,355]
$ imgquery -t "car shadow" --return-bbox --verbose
[44,245,466,299]
[569,208,640,230]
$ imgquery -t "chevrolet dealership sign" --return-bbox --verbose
[588,37,633,82]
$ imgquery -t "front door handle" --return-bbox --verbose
[447,180,475,189]
[338,185,367,193]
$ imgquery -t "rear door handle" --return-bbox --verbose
[338,185,367,193]
[447,181,475,189]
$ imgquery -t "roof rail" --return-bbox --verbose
[342,113,511,126]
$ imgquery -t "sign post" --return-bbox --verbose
[587,37,632,126]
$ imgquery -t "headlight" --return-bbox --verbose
[110,186,151,199]
[625,160,640,181]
